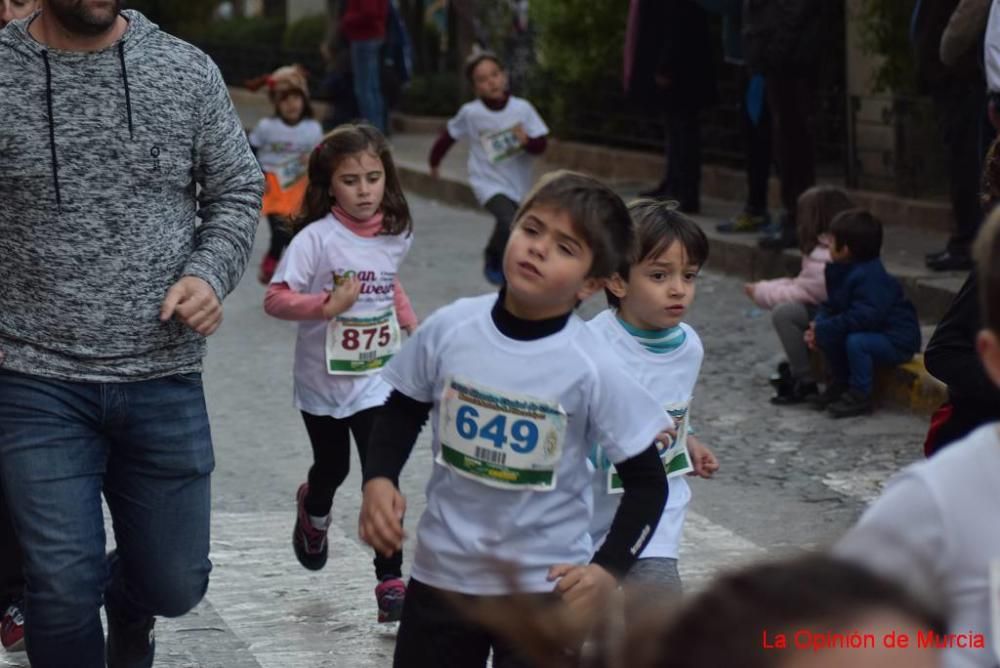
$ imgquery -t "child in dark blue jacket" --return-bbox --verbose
[805,210,921,418]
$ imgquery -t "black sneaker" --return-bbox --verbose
[809,382,847,410]
[106,607,155,668]
[293,482,330,571]
[828,389,873,418]
[770,381,820,405]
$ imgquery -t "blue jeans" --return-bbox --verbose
[818,332,913,396]
[351,38,386,132]
[0,369,214,668]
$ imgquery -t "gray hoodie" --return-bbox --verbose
[0,11,264,382]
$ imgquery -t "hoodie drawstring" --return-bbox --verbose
[118,41,134,140]
[41,49,62,211]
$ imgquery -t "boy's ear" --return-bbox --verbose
[977,329,1000,388]
[606,273,629,301]
[576,276,607,303]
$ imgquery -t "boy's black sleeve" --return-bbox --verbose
[591,444,667,577]
[363,389,433,484]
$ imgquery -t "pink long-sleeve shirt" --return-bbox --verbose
[263,207,417,329]
[750,240,832,309]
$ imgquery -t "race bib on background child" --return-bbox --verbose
[437,377,566,491]
[275,153,308,189]
[325,307,401,375]
[606,401,693,493]
[480,126,524,164]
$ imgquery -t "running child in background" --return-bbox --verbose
[263,124,417,623]
[589,200,719,597]
[359,171,671,667]
[248,65,324,284]
[428,50,549,285]
[743,186,855,405]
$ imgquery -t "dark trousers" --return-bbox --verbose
[930,80,989,254]
[664,108,702,211]
[0,488,24,603]
[266,215,292,262]
[300,409,402,580]
[742,75,773,215]
[818,332,914,396]
[394,579,565,668]
[767,74,817,230]
[483,194,519,271]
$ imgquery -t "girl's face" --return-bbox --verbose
[277,90,305,125]
[329,150,385,220]
[1,0,39,27]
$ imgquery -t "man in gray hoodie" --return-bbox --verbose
[0,2,263,666]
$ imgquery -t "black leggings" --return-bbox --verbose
[266,215,293,262]
[300,408,402,579]
[483,194,519,271]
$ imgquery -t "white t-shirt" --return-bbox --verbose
[586,311,703,560]
[248,117,323,185]
[382,294,671,595]
[835,424,1000,668]
[272,213,412,418]
[446,96,549,206]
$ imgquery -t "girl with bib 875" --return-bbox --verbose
[264,124,417,623]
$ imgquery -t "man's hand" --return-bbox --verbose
[359,478,406,557]
[322,276,362,319]
[548,563,616,616]
[686,435,719,479]
[804,321,817,351]
[513,123,530,146]
[160,276,222,336]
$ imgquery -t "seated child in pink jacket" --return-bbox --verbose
[744,186,855,404]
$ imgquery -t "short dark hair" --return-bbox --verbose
[292,123,411,236]
[974,206,1000,334]
[606,200,709,308]
[515,170,633,279]
[653,555,945,668]
[464,50,504,82]
[829,209,882,262]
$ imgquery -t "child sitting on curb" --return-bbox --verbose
[744,186,855,404]
[806,209,921,418]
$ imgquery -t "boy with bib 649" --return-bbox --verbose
[263,124,417,623]
[359,171,672,667]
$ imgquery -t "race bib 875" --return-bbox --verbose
[325,307,400,375]
[437,377,566,491]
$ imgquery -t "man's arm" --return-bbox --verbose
[185,58,265,301]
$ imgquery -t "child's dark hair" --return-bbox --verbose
[465,50,504,82]
[605,200,709,308]
[292,123,411,236]
[647,554,945,668]
[974,206,1000,334]
[274,89,314,121]
[829,209,882,262]
[796,185,855,254]
[515,170,633,279]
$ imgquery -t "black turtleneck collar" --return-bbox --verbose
[490,289,572,341]
[481,93,511,111]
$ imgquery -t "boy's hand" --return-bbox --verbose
[359,477,407,557]
[744,282,757,300]
[548,563,616,615]
[160,276,222,336]
[804,321,817,351]
[686,435,719,479]
[430,165,441,179]
[513,123,529,146]
[322,276,362,319]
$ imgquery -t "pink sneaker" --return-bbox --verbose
[292,483,329,571]
[1,599,25,652]
[375,577,406,623]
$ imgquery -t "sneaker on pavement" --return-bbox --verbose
[770,381,820,406]
[810,382,848,410]
[717,211,770,234]
[375,577,406,623]
[293,482,330,571]
[828,389,873,418]
[1,599,25,652]
[106,607,155,668]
